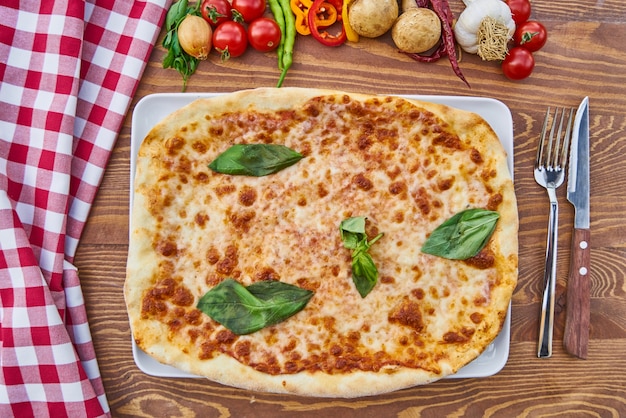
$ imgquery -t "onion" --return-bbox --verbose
[177,14,212,60]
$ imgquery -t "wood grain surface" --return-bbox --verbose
[74,0,626,416]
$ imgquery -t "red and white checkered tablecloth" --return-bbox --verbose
[0,1,171,416]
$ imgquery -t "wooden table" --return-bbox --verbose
[75,1,626,416]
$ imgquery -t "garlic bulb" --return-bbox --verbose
[455,0,515,60]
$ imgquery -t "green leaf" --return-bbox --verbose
[339,216,366,249]
[208,144,303,176]
[171,35,182,56]
[188,56,198,73]
[351,249,378,298]
[339,217,384,298]
[162,47,175,68]
[421,208,500,260]
[197,279,314,335]
[165,0,188,31]
[162,30,173,49]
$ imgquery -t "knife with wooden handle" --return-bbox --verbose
[563,97,591,359]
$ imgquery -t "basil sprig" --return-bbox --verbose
[197,278,314,335]
[421,208,500,260]
[208,144,303,176]
[339,217,384,298]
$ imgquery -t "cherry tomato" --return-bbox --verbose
[502,47,535,80]
[247,17,281,52]
[232,0,267,23]
[505,0,531,25]
[212,21,248,60]
[514,20,548,52]
[201,0,232,27]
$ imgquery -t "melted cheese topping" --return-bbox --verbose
[132,93,515,379]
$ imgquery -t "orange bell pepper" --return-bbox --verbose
[290,0,312,35]
[314,2,338,27]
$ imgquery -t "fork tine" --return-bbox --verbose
[546,107,560,168]
[536,107,552,169]
[538,107,574,170]
[551,107,569,169]
[559,108,575,168]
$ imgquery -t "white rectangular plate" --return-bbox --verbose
[130,92,514,381]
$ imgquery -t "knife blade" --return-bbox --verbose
[563,96,591,359]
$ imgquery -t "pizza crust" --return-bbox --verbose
[125,87,518,397]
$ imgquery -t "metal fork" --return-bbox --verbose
[534,106,574,359]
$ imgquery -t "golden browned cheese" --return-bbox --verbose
[125,88,518,397]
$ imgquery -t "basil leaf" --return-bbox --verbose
[351,249,379,298]
[421,208,500,260]
[339,217,384,298]
[339,216,366,249]
[208,144,303,176]
[197,278,314,335]
[339,216,366,234]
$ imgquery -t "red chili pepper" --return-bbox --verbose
[307,0,346,47]
[403,0,469,88]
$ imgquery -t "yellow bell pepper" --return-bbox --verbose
[341,0,359,42]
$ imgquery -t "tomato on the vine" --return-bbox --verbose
[213,21,248,60]
[514,20,548,52]
[201,0,233,27]
[248,17,281,52]
[232,0,267,23]
[502,47,535,80]
[505,0,531,25]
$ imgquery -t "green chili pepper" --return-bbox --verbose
[275,0,295,87]
[267,0,286,72]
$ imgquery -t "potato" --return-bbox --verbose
[401,0,418,11]
[348,0,399,38]
[392,8,442,53]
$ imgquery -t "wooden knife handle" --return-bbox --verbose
[563,227,591,359]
